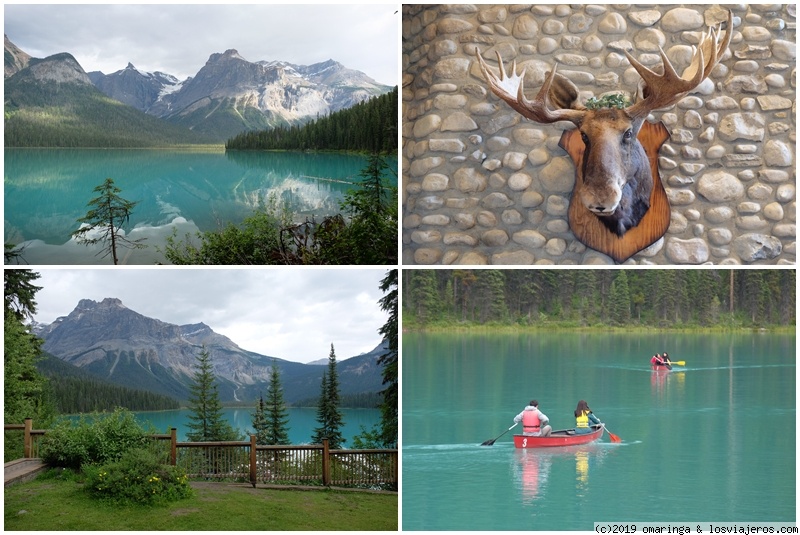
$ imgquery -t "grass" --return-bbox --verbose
[5,470,397,531]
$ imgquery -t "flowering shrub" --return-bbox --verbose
[84,446,193,505]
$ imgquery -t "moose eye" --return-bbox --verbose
[623,129,633,141]
[580,132,589,144]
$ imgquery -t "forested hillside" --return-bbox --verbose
[5,76,215,147]
[36,352,180,413]
[404,270,796,329]
[225,87,397,153]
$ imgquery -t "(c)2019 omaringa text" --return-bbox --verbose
[595,523,798,535]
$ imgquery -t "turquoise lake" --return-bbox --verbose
[4,148,396,264]
[402,332,796,531]
[67,407,380,446]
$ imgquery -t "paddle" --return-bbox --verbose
[603,424,622,443]
[670,361,686,366]
[481,423,517,446]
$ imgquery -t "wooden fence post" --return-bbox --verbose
[170,428,177,466]
[250,434,257,488]
[24,418,32,458]
[322,439,330,486]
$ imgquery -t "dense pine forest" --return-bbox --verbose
[36,352,180,414]
[225,87,398,153]
[46,377,181,414]
[403,269,796,329]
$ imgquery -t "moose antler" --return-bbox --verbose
[476,49,586,125]
[625,10,732,120]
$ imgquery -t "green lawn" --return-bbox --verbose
[5,472,397,530]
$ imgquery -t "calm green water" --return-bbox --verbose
[66,407,379,446]
[4,148,395,264]
[402,332,795,531]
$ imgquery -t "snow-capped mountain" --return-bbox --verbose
[87,63,183,112]
[90,48,393,140]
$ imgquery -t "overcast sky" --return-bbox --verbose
[30,268,391,364]
[4,3,399,85]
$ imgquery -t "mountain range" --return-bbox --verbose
[4,34,393,143]
[32,297,387,405]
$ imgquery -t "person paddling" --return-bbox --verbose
[574,400,602,434]
[514,400,552,437]
[651,353,672,369]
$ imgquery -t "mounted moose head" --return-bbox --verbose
[477,11,732,262]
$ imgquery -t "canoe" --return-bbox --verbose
[513,425,604,448]
[651,363,672,371]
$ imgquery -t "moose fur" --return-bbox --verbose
[550,79,653,236]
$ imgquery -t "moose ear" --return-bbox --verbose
[547,72,581,110]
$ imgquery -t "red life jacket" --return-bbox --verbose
[522,409,541,433]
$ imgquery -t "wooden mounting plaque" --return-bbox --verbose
[559,121,671,263]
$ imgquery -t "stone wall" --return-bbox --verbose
[402,4,796,265]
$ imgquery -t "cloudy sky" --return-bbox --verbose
[4,3,399,85]
[30,268,391,364]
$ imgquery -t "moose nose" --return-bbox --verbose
[589,205,613,214]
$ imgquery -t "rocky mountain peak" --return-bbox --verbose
[4,34,31,78]
[27,52,92,86]
[76,297,126,310]
[207,49,246,64]
[89,62,183,111]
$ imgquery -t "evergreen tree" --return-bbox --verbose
[4,313,51,424]
[654,270,679,324]
[409,270,440,324]
[265,361,290,445]
[186,347,240,442]
[251,395,270,445]
[334,153,398,265]
[71,177,146,265]
[377,269,398,448]
[311,344,345,449]
[452,270,477,321]
[4,269,42,321]
[475,270,507,322]
[4,269,55,460]
[312,369,329,443]
[609,271,631,325]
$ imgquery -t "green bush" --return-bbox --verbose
[39,408,152,469]
[84,446,193,505]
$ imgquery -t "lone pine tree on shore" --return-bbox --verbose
[71,177,146,265]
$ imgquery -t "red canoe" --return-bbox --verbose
[513,425,604,448]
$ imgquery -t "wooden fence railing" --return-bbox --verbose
[5,421,398,490]
[4,418,47,458]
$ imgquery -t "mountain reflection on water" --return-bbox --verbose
[5,148,396,265]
